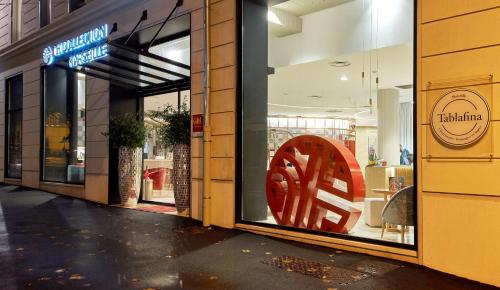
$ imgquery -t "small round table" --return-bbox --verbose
[371,188,396,202]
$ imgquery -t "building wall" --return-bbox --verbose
[21,61,41,189]
[188,0,205,221]
[0,0,497,286]
[0,2,11,49]
[51,0,69,23]
[210,0,500,286]
[189,0,236,227]
[22,0,40,37]
[0,0,207,206]
[206,0,236,228]
[418,1,500,287]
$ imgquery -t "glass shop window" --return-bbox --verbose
[5,74,23,179]
[240,0,415,246]
[69,0,86,12]
[43,67,86,184]
[40,0,50,28]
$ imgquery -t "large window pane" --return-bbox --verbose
[6,75,23,179]
[43,67,86,184]
[69,0,86,12]
[241,0,415,246]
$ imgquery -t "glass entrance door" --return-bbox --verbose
[142,91,190,205]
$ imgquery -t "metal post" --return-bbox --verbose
[202,0,212,227]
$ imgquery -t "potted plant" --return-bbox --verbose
[105,113,147,207]
[148,103,190,215]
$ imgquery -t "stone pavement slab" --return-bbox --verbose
[0,185,497,290]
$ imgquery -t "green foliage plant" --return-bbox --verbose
[104,113,147,149]
[147,103,191,150]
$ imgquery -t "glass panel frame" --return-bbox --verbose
[42,66,86,185]
[5,74,23,179]
[236,0,418,250]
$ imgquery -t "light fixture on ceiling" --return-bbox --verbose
[329,60,351,67]
[325,109,342,113]
[268,10,282,25]
[307,95,322,99]
[340,74,348,81]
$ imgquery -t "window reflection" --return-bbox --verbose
[43,67,86,184]
[6,75,23,179]
[241,0,415,245]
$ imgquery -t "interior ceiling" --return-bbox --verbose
[273,0,354,16]
[268,43,413,121]
[139,35,190,83]
[143,91,190,112]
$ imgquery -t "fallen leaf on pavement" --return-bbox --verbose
[69,274,85,280]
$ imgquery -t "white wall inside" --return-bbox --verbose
[269,0,414,68]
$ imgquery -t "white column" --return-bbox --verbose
[377,89,400,166]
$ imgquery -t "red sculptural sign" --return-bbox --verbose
[266,135,365,234]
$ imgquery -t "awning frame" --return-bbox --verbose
[53,1,190,96]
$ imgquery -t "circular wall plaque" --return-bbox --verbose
[430,88,490,148]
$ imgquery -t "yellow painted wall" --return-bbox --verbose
[196,1,500,285]
[189,0,236,228]
[418,1,500,286]
[206,2,500,286]
[207,0,236,228]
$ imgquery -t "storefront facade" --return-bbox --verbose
[0,0,498,287]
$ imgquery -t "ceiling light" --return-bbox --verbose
[329,61,351,67]
[340,74,348,81]
[325,109,342,113]
[307,95,322,99]
[268,10,282,25]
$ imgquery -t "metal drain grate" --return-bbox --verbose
[351,260,401,276]
[263,255,370,285]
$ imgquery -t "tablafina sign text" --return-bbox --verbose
[430,88,490,148]
[42,24,108,68]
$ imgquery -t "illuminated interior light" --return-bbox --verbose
[268,10,282,25]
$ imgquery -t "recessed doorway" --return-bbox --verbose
[142,90,190,207]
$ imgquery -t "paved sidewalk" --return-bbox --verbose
[0,185,497,290]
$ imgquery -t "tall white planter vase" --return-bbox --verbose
[173,144,190,213]
[118,146,142,207]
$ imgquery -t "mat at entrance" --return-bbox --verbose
[135,203,177,214]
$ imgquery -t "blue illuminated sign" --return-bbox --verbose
[42,24,109,68]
